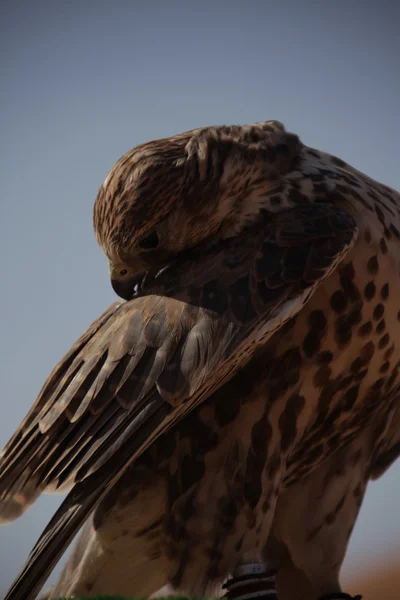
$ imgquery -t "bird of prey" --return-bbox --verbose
[1,121,399,600]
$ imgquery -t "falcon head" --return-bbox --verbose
[93,121,300,300]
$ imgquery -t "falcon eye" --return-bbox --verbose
[138,231,159,250]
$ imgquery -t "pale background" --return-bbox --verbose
[1,0,399,597]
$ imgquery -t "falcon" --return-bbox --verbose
[1,121,399,600]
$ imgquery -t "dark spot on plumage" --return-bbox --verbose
[306,524,322,542]
[343,385,360,410]
[302,310,327,357]
[353,483,363,499]
[383,225,392,239]
[380,283,389,300]
[358,321,372,337]
[385,364,400,390]
[315,382,335,418]
[268,348,302,388]
[149,548,162,560]
[376,319,386,335]
[337,375,354,390]
[246,511,257,530]
[343,173,361,187]
[379,237,388,254]
[339,262,360,303]
[331,155,347,168]
[347,306,363,327]
[219,497,240,528]
[279,393,305,452]
[378,333,390,349]
[136,517,163,538]
[313,365,332,388]
[279,347,302,371]
[266,452,281,480]
[302,443,324,468]
[367,255,379,274]
[351,358,364,374]
[235,535,244,552]
[331,289,348,313]
[359,341,375,362]
[261,498,270,514]
[348,188,374,211]
[354,368,368,382]
[373,303,384,320]
[380,361,390,374]
[364,229,372,243]
[368,189,380,202]
[214,391,241,427]
[351,449,363,465]
[335,315,352,346]
[372,378,385,390]
[390,223,400,239]
[327,433,341,450]
[302,329,322,356]
[180,495,197,524]
[384,345,395,360]
[325,494,347,525]
[374,203,386,224]
[317,350,333,364]
[170,559,186,589]
[364,281,376,300]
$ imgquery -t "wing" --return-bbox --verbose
[1,204,357,600]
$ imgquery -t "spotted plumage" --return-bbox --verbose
[1,121,399,600]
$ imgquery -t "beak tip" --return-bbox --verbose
[111,277,136,300]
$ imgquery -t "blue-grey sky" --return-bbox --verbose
[1,0,399,595]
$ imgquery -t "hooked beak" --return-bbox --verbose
[109,250,172,301]
[110,275,139,300]
[109,258,149,301]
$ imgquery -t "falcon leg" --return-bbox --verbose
[265,432,373,600]
[44,472,168,599]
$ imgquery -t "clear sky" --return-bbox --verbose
[1,0,399,595]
